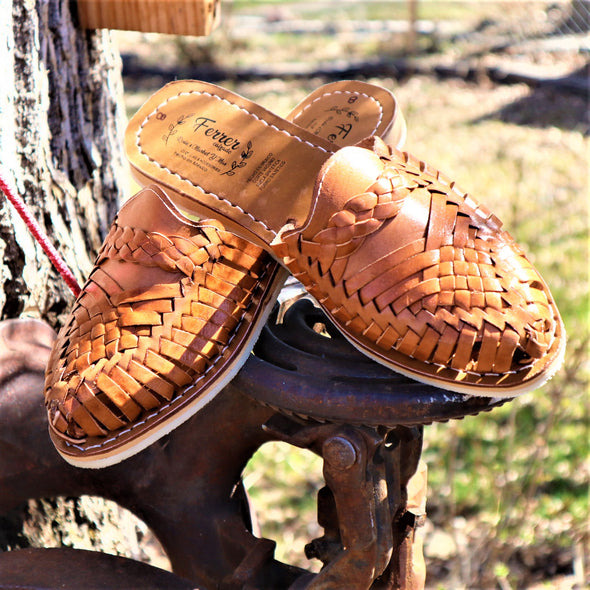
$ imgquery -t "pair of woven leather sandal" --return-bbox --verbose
[44,80,565,468]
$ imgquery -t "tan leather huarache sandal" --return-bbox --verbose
[126,80,565,398]
[45,81,405,468]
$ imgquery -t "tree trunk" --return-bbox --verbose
[0,0,126,326]
[0,0,132,557]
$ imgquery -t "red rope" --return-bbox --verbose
[0,171,81,298]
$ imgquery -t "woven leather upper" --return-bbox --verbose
[45,186,278,442]
[273,138,563,391]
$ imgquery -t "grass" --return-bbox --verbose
[243,442,324,570]
[228,0,517,23]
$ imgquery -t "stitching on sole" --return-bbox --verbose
[135,89,339,237]
[291,89,385,137]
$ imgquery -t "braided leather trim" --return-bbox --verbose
[273,145,560,386]
[45,217,274,441]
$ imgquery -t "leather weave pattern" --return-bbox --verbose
[45,190,276,442]
[274,141,562,389]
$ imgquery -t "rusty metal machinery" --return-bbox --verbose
[0,301,508,589]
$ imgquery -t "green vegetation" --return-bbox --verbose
[228,0,505,23]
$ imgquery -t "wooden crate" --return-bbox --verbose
[76,0,220,37]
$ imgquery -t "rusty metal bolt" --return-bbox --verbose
[323,436,357,470]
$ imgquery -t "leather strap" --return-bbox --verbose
[45,186,277,442]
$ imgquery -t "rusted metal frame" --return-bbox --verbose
[0,301,506,588]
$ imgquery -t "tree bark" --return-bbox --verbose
[0,0,126,326]
[0,0,133,556]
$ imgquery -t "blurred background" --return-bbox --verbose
[7,1,589,588]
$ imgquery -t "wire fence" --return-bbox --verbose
[206,0,589,92]
[419,0,590,58]
[222,1,589,55]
